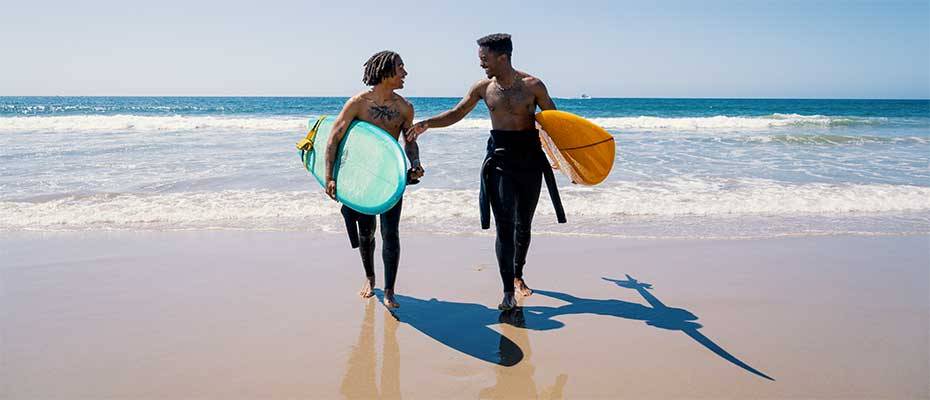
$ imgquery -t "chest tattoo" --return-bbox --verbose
[369,105,399,121]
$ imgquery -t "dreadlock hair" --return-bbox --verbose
[476,33,513,57]
[362,50,401,86]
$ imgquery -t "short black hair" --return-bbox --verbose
[362,50,401,86]
[476,33,512,57]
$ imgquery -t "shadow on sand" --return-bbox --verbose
[376,290,524,366]
[521,275,774,381]
[374,275,773,381]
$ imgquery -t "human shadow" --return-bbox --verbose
[377,291,524,366]
[522,275,774,381]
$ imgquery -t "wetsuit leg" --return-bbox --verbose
[349,205,377,278]
[380,197,403,291]
[488,169,516,293]
[513,171,542,280]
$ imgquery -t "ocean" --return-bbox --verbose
[1,96,928,239]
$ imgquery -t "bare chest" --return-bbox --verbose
[483,84,536,116]
[358,103,405,137]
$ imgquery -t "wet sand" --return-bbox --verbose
[2,232,928,399]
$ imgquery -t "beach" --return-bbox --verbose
[2,96,928,398]
[3,231,927,399]
[3,0,929,396]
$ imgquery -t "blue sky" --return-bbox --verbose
[1,0,927,98]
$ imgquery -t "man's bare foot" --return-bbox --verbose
[515,278,534,297]
[383,289,400,308]
[498,292,517,311]
[359,276,375,298]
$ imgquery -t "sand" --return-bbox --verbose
[2,232,928,399]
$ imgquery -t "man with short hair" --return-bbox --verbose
[407,34,565,310]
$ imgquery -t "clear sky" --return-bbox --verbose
[2,0,928,98]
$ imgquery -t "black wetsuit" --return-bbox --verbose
[341,198,403,291]
[480,130,565,293]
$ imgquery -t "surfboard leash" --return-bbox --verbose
[297,115,327,170]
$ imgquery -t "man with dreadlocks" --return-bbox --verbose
[406,33,565,311]
[324,50,423,309]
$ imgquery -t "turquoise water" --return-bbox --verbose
[1,97,928,238]
[3,96,928,119]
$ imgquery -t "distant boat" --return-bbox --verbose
[580,94,591,99]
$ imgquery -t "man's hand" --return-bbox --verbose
[405,121,429,141]
[409,165,425,180]
[325,179,337,200]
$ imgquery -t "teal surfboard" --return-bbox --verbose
[298,116,407,215]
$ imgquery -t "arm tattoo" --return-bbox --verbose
[369,105,399,121]
[325,141,340,180]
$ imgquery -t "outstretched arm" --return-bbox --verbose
[324,97,359,200]
[406,81,485,141]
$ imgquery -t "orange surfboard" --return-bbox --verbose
[536,110,615,185]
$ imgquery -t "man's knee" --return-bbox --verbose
[514,221,532,237]
[359,231,376,247]
[380,226,399,243]
[495,223,515,240]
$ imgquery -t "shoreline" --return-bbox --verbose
[3,225,928,241]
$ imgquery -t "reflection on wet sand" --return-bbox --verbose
[376,291,568,397]
[340,299,402,399]
[479,309,569,399]
[382,305,401,400]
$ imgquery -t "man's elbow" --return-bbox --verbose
[455,108,470,121]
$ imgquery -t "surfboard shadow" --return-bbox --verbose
[521,275,774,381]
[375,290,524,367]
